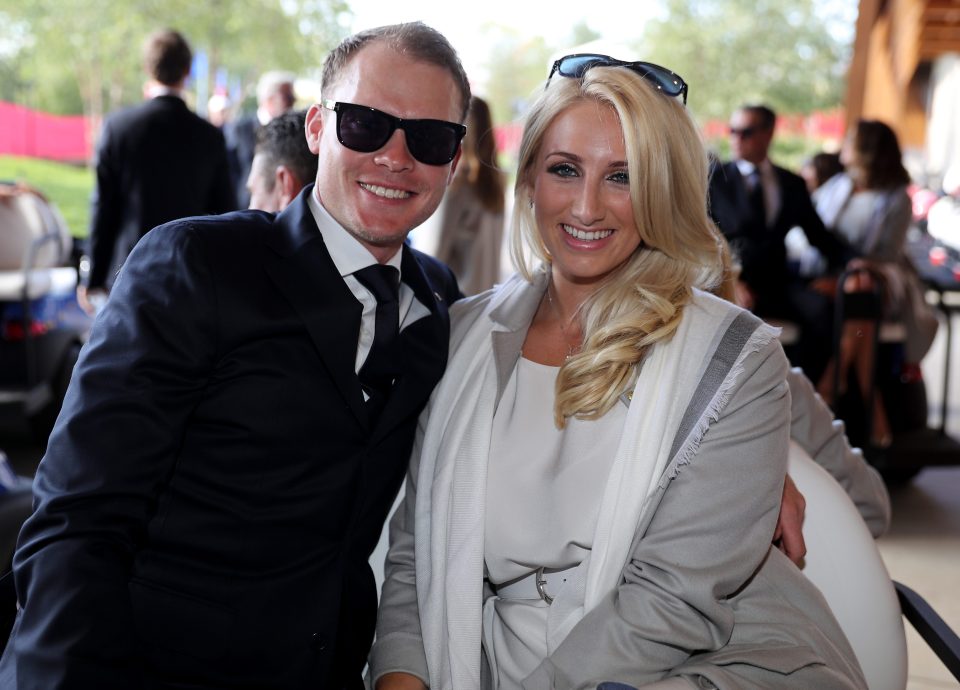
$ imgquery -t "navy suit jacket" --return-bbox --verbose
[87,95,236,290]
[708,160,847,295]
[1,187,460,689]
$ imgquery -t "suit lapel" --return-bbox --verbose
[262,189,368,428]
[370,246,451,443]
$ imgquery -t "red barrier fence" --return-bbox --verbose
[700,109,846,142]
[495,109,846,159]
[1,100,845,164]
[0,101,91,163]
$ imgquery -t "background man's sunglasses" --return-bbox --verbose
[729,126,761,139]
[547,53,688,105]
[321,100,466,166]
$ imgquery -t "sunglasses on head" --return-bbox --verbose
[321,100,466,166]
[547,53,688,105]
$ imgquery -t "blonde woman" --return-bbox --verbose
[372,56,865,690]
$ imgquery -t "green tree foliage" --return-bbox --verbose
[483,26,555,126]
[637,0,849,122]
[482,19,608,128]
[0,0,351,119]
[569,20,602,47]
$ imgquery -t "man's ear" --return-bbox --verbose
[305,103,324,154]
[275,165,302,209]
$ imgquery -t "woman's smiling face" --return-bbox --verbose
[531,99,642,288]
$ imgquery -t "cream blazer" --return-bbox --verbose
[372,270,867,690]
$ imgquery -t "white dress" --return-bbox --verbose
[483,357,625,689]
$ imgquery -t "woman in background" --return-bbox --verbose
[435,96,506,295]
[813,119,926,448]
[801,151,844,195]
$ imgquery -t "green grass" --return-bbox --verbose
[0,156,93,239]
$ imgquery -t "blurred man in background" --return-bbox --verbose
[226,70,297,208]
[246,108,317,213]
[79,28,235,314]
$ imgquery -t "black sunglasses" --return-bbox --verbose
[321,99,466,166]
[729,126,760,139]
[547,53,688,105]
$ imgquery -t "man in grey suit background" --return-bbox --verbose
[78,28,235,314]
[225,70,297,209]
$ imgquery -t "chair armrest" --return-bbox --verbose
[894,581,960,681]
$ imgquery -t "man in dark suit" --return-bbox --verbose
[709,104,848,382]
[79,29,235,314]
[225,70,297,209]
[0,21,468,690]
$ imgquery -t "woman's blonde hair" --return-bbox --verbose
[510,66,727,426]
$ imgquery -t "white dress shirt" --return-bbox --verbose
[736,158,780,226]
[308,190,430,375]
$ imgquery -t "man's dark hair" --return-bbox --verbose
[254,109,317,190]
[320,22,471,122]
[143,29,192,86]
[741,104,777,131]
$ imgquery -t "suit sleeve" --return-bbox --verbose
[793,176,850,270]
[787,368,891,537]
[368,405,431,686]
[10,222,218,689]
[86,119,123,290]
[525,340,792,690]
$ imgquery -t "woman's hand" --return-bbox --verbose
[375,672,428,690]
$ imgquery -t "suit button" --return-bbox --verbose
[310,632,326,652]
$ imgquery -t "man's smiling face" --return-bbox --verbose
[306,41,463,262]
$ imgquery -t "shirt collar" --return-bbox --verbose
[307,188,403,278]
[736,158,772,178]
[144,85,183,100]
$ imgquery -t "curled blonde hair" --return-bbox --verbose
[510,66,727,426]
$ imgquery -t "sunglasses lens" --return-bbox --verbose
[337,104,394,153]
[405,121,462,165]
[331,102,463,165]
[558,55,610,78]
[637,63,684,97]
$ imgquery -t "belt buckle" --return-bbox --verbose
[535,566,554,604]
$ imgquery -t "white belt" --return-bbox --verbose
[493,566,574,604]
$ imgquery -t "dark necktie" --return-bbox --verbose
[353,264,401,422]
[747,170,767,227]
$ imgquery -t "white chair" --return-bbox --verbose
[789,442,960,688]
